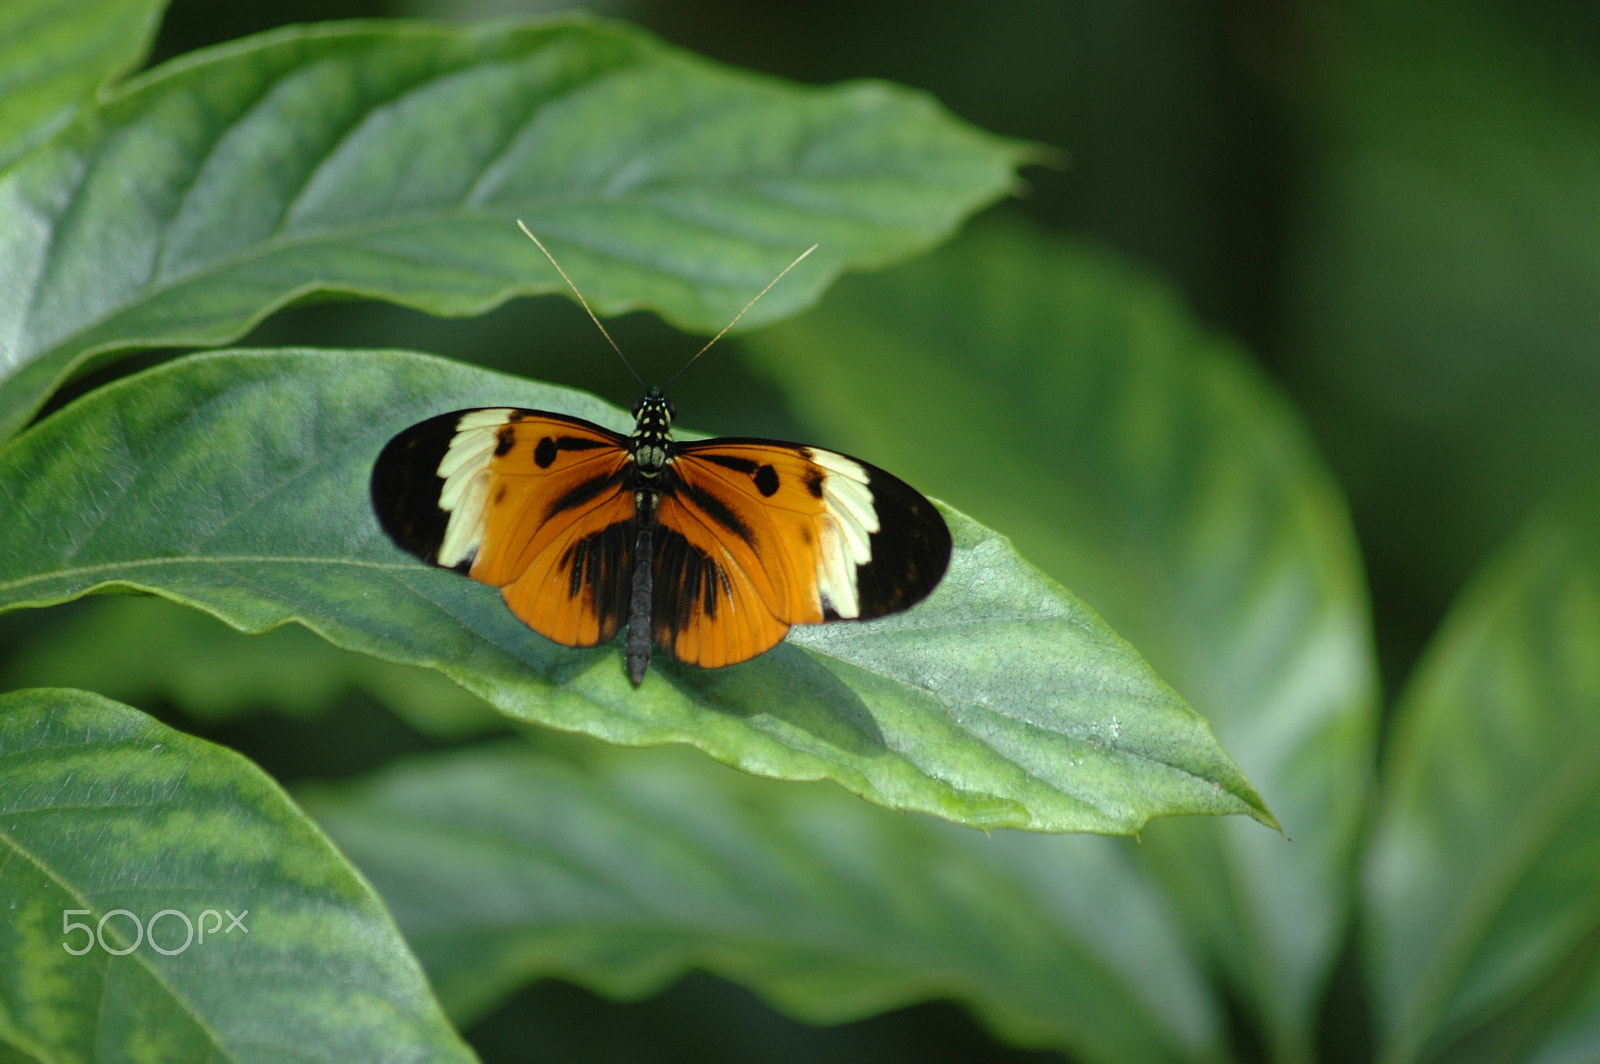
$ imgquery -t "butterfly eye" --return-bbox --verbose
[665,398,677,420]
[631,397,645,418]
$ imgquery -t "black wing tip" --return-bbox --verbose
[853,467,953,618]
[370,411,472,568]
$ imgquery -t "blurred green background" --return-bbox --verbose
[14,0,1600,1060]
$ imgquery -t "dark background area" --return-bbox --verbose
[31,0,1596,1060]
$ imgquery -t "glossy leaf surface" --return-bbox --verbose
[0,16,1034,438]
[0,687,476,1064]
[0,0,165,172]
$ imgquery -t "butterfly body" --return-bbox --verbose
[373,389,951,685]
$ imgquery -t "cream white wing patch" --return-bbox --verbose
[805,447,880,619]
[433,408,515,569]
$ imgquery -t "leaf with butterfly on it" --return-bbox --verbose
[0,14,1041,441]
[0,346,1274,836]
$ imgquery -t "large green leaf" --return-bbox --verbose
[304,741,1224,1064]
[0,0,166,173]
[1364,489,1600,1064]
[0,346,1271,835]
[0,687,477,1064]
[744,218,1377,1061]
[0,15,1036,440]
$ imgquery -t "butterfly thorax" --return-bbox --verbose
[628,389,676,480]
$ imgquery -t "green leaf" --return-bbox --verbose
[0,346,1271,835]
[1,593,502,738]
[0,0,166,173]
[0,687,477,1064]
[304,741,1225,1064]
[1365,489,1600,1064]
[0,15,1036,440]
[743,218,1377,1061]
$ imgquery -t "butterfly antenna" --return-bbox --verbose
[662,243,818,391]
[517,220,646,389]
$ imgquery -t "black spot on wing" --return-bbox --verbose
[533,433,612,469]
[753,464,779,497]
[803,465,825,499]
[690,450,781,498]
[371,409,474,572]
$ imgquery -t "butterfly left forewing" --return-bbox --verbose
[657,440,951,668]
[372,408,637,649]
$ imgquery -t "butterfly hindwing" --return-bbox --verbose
[371,408,637,649]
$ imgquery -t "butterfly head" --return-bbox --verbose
[631,387,676,425]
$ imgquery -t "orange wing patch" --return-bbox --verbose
[650,474,808,669]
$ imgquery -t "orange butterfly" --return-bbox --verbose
[371,229,951,685]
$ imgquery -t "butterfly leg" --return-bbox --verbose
[626,519,654,685]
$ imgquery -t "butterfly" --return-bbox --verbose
[370,227,951,686]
